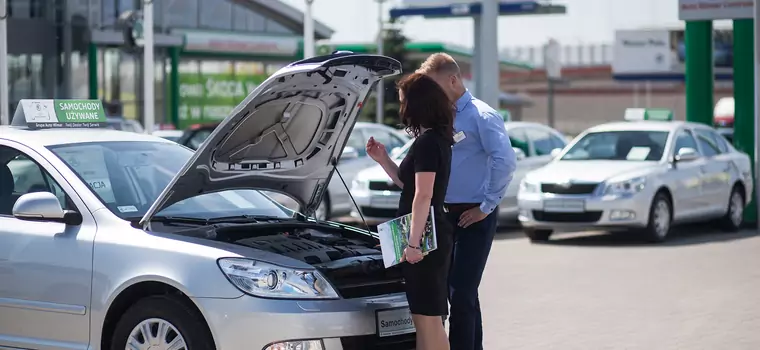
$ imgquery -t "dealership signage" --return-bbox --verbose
[612,28,734,80]
[678,0,753,20]
[177,73,268,129]
[175,29,301,57]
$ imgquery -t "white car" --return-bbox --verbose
[518,108,753,243]
[151,129,184,142]
[350,122,568,223]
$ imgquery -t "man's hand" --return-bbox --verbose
[458,207,488,228]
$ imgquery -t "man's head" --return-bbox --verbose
[416,53,466,102]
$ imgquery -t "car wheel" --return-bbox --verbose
[315,194,330,221]
[110,296,214,350]
[720,185,744,232]
[643,192,672,243]
[525,228,553,242]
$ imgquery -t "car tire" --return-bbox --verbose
[315,194,330,221]
[643,192,672,243]
[110,295,215,350]
[525,228,553,242]
[720,185,744,232]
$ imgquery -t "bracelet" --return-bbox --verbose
[407,244,421,250]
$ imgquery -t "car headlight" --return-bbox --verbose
[351,178,368,191]
[604,176,647,196]
[217,258,339,299]
[520,179,540,193]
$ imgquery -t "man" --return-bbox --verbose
[417,53,516,350]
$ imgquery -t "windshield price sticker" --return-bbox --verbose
[17,99,106,129]
[55,146,116,203]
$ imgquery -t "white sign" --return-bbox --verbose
[679,0,753,20]
[376,308,416,337]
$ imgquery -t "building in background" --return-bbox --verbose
[4,0,333,129]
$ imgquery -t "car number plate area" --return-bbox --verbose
[370,195,400,209]
[376,307,416,337]
[543,198,585,213]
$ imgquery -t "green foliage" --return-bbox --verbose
[359,25,422,127]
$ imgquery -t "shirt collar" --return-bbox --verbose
[455,89,473,112]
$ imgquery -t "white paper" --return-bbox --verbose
[55,146,116,203]
[626,147,651,161]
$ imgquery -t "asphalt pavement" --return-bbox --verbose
[480,226,760,350]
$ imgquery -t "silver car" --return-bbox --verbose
[518,118,753,243]
[350,121,568,223]
[0,54,417,349]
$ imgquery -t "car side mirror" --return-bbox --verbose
[550,148,563,158]
[12,192,83,226]
[674,147,700,163]
[513,147,526,160]
[340,146,359,162]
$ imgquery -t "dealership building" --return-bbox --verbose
[4,0,332,128]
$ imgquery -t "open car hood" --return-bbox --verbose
[140,53,401,225]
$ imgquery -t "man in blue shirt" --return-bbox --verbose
[418,53,516,350]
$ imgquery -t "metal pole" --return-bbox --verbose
[547,79,555,128]
[375,0,385,125]
[754,0,760,225]
[479,0,499,108]
[143,0,155,134]
[472,15,482,97]
[645,80,651,107]
[0,0,9,125]
[303,0,315,58]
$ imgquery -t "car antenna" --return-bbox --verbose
[331,157,373,234]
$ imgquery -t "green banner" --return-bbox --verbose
[14,99,106,129]
[178,73,268,129]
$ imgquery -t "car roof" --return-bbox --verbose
[584,121,694,133]
[0,126,175,147]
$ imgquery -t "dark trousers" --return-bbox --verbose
[445,207,498,350]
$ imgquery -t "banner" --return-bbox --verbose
[177,73,268,129]
[612,28,733,79]
[679,0,753,20]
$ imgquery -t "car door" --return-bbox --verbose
[0,143,95,350]
[694,128,733,214]
[666,129,708,219]
[501,127,533,214]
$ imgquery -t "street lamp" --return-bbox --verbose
[304,0,315,59]
[375,0,386,125]
[143,0,155,134]
[0,0,8,125]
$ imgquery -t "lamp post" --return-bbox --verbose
[304,0,315,58]
[0,0,8,125]
[375,0,386,125]
[142,0,155,134]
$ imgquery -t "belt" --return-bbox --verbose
[443,203,480,213]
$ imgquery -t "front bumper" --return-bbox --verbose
[194,292,414,350]
[518,192,652,231]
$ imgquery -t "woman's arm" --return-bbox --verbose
[377,157,403,189]
[409,172,435,246]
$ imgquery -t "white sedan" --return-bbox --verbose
[350,122,568,224]
[518,114,753,243]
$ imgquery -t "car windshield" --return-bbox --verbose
[561,130,669,161]
[46,141,291,220]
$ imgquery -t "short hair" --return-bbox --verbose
[416,53,461,76]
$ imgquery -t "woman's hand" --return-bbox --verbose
[366,136,389,163]
[403,245,424,264]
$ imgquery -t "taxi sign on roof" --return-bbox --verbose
[624,108,674,122]
[12,99,107,129]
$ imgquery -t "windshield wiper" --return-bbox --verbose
[126,215,208,225]
[205,214,291,224]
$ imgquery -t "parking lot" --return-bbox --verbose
[479,226,760,350]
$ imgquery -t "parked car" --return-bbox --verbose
[0,53,415,349]
[350,121,568,224]
[105,117,145,133]
[151,129,184,142]
[178,121,410,221]
[518,108,753,243]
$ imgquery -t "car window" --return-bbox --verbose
[346,130,366,157]
[694,129,721,157]
[0,149,71,216]
[561,130,669,161]
[187,129,213,150]
[525,127,563,156]
[673,130,700,157]
[367,128,406,155]
[47,141,290,220]
[549,133,567,150]
[699,129,729,153]
[507,127,531,157]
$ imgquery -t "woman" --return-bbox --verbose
[366,73,454,350]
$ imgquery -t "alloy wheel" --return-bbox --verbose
[127,318,187,350]
[653,199,671,239]
[730,191,744,227]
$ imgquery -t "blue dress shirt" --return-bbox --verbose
[445,90,516,214]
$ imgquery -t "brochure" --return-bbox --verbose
[377,206,438,268]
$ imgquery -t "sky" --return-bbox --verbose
[280,0,730,49]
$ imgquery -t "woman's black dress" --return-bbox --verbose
[396,129,454,316]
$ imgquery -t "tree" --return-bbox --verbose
[359,23,421,127]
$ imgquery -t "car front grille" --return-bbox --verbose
[340,333,416,350]
[319,260,405,299]
[541,183,599,195]
[369,181,401,191]
[532,210,603,223]
[360,206,398,218]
